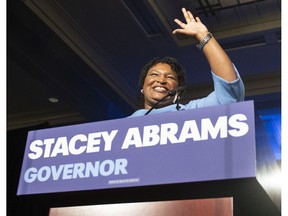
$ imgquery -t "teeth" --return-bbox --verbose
[154,87,166,91]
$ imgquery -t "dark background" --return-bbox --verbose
[7,0,281,215]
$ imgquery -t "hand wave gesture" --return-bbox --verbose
[172,8,208,41]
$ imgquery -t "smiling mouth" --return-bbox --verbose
[153,86,168,93]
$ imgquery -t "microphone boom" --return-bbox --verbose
[144,88,183,115]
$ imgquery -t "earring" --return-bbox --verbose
[141,89,144,94]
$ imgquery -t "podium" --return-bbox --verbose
[17,101,280,215]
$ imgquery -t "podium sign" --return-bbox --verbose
[17,101,256,195]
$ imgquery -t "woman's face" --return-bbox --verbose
[142,63,179,109]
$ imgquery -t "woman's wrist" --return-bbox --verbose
[196,32,213,50]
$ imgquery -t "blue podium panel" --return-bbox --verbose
[17,101,256,195]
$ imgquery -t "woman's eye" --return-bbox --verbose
[167,76,176,80]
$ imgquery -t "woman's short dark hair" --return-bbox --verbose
[138,56,186,89]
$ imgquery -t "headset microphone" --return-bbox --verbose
[144,87,184,115]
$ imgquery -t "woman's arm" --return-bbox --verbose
[172,8,237,82]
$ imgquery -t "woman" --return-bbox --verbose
[130,8,245,117]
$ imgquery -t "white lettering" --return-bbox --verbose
[160,123,179,144]
[62,164,74,179]
[24,167,37,183]
[28,130,118,159]
[102,130,118,151]
[28,140,43,159]
[178,120,201,143]
[143,125,160,147]
[85,161,100,177]
[201,116,228,140]
[38,166,51,182]
[69,134,87,155]
[114,158,128,175]
[121,114,249,149]
[73,163,85,179]
[27,114,250,156]
[228,114,249,137]
[43,138,55,158]
[51,165,64,180]
[86,132,101,153]
[122,127,142,149]
[24,159,128,183]
[50,137,69,158]
[99,160,114,176]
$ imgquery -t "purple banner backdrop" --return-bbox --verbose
[17,101,256,195]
